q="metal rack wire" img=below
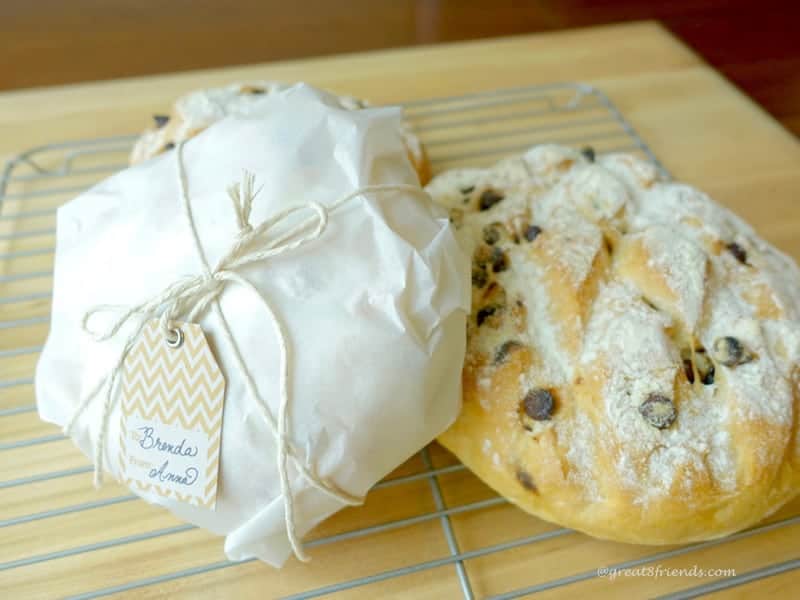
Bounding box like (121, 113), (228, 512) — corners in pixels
(1, 82), (797, 599)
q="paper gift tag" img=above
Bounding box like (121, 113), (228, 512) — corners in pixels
(118, 320), (225, 509)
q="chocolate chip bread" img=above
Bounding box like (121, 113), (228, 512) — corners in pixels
(130, 81), (431, 184)
(427, 145), (800, 544)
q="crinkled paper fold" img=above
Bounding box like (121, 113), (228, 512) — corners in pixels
(36, 84), (470, 567)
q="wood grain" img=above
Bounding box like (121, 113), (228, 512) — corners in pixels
(1, 0), (798, 136)
(1, 21), (799, 599)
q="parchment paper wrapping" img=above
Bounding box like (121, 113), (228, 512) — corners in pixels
(36, 84), (470, 567)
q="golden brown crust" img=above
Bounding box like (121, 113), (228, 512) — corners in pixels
(409, 143), (432, 186)
(429, 145), (800, 544)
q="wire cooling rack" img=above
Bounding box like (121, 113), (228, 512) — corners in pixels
(2, 83), (799, 599)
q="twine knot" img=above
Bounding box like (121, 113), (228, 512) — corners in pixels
(63, 140), (430, 562)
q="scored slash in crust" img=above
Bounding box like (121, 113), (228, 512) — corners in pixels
(428, 144), (800, 546)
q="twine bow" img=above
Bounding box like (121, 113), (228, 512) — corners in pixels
(64, 141), (428, 561)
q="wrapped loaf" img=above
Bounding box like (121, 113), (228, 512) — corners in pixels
(36, 84), (470, 566)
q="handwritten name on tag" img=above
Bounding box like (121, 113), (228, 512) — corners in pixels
(119, 320), (225, 509)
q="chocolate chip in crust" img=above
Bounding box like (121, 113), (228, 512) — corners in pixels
(491, 247), (509, 273)
(726, 242), (748, 264)
(476, 305), (498, 326)
(479, 189), (505, 211)
(524, 224), (542, 242)
(712, 336), (754, 367)
(581, 146), (596, 163)
(472, 264), (489, 288)
(639, 393), (676, 429)
(153, 114), (170, 128)
(522, 388), (554, 421)
(516, 469), (537, 492)
(493, 340), (522, 365)
(163, 142), (176, 151)
(700, 365), (716, 385)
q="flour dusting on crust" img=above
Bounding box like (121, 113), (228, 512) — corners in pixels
(431, 145), (800, 543)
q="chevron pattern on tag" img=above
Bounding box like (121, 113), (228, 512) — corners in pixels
(118, 320), (225, 509)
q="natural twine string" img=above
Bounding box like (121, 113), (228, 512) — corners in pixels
(63, 141), (432, 561)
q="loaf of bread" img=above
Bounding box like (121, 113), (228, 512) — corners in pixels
(427, 145), (800, 544)
(130, 81), (430, 183)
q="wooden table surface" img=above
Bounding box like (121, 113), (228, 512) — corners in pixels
(1, 21), (800, 599)
(3, 1), (799, 138)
